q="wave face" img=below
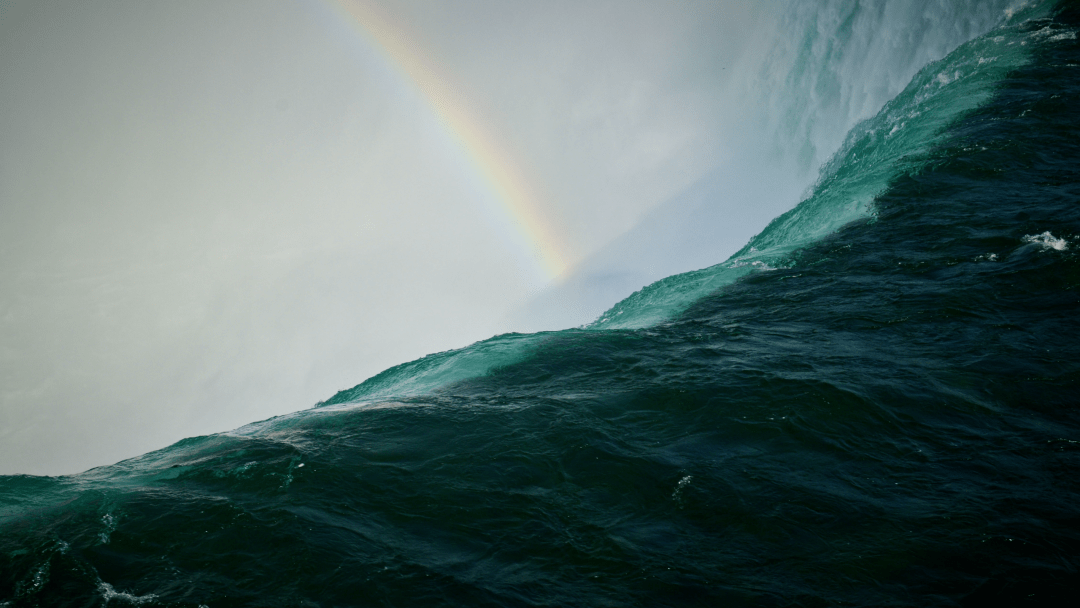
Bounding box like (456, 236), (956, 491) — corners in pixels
(3, 1), (1080, 606)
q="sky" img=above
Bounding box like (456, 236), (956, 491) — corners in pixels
(0, 0), (1013, 476)
(0, 0), (766, 476)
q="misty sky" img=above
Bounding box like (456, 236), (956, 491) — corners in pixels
(1, 0), (766, 475)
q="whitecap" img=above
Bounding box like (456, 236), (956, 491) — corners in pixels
(672, 475), (693, 505)
(98, 581), (157, 605)
(727, 258), (776, 271)
(1022, 231), (1068, 251)
(99, 512), (117, 544)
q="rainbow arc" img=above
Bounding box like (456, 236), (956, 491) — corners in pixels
(332, 0), (570, 281)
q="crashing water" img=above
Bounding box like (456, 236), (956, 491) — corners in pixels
(3, 1), (1080, 605)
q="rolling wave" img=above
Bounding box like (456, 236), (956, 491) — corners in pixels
(3, 1), (1079, 606)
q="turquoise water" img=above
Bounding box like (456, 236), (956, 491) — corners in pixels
(3, 2), (1080, 606)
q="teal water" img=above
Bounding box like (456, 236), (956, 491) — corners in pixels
(3, 2), (1080, 606)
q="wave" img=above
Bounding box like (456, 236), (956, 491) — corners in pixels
(321, 0), (1054, 404)
(3, 1), (1078, 605)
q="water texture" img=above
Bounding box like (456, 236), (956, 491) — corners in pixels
(2, 2), (1079, 606)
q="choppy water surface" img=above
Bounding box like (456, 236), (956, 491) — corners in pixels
(3, 2), (1079, 606)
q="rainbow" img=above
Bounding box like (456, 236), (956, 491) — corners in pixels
(327, 0), (570, 281)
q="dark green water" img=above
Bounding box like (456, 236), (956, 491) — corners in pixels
(3, 3), (1079, 606)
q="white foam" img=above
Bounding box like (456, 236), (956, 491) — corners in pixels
(99, 512), (117, 544)
(98, 581), (157, 605)
(935, 71), (957, 86)
(25, 564), (50, 594)
(672, 475), (693, 505)
(727, 258), (776, 271)
(1022, 231), (1069, 251)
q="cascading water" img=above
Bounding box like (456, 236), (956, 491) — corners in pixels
(510, 0), (1044, 332)
(590, 0), (1051, 331)
(751, 0), (1032, 174)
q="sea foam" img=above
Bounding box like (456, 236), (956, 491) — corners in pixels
(1022, 231), (1069, 250)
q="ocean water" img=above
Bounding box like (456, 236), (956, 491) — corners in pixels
(3, 2), (1080, 606)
